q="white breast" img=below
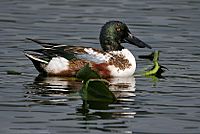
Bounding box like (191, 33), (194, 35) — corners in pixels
(107, 49), (136, 77)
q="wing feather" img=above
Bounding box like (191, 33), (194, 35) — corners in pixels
(25, 39), (110, 64)
(26, 38), (62, 48)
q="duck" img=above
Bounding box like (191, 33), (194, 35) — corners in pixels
(24, 21), (152, 78)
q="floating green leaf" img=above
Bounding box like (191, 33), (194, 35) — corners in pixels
(6, 70), (22, 75)
(76, 64), (100, 82)
(81, 79), (116, 103)
(143, 51), (167, 77)
(76, 64), (117, 103)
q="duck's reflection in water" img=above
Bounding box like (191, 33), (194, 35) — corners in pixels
(108, 77), (136, 99)
(78, 77), (136, 119)
(25, 75), (136, 119)
(24, 75), (82, 105)
(26, 75), (81, 94)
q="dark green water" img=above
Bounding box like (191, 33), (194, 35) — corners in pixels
(0, 0), (200, 133)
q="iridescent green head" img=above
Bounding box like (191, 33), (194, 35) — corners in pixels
(99, 21), (152, 51)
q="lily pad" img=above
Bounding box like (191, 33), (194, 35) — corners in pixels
(76, 64), (117, 103)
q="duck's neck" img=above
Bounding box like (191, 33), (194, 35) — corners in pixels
(100, 41), (124, 52)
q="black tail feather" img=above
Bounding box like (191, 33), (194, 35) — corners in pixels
(26, 38), (62, 48)
(29, 58), (47, 74)
(24, 52), (48, 74)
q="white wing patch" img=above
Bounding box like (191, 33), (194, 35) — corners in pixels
(45, 57), (69, 74)
(77, 48), (111, 63)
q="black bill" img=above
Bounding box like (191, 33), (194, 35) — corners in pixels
(124, 33), (152, 49)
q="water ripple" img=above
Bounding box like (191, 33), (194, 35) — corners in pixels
(0, 0), (200, 133)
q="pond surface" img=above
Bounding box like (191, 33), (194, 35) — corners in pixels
(0, 0), (200, 133)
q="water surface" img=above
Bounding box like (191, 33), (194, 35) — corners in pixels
(0, 0), (200, 133)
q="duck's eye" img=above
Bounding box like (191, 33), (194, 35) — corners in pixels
(116, 28), (121, 32)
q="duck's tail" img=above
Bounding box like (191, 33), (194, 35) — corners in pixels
(24, 51), (48, 74)
(26, 38), (62, 48)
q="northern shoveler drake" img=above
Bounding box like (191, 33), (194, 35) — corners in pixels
(24, 21), (152, 78)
